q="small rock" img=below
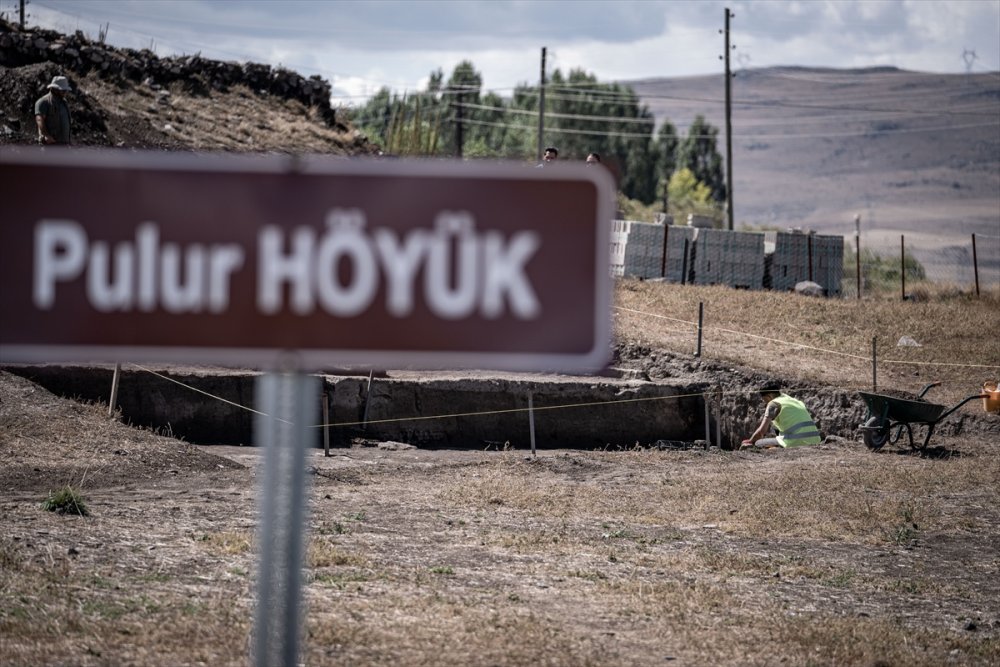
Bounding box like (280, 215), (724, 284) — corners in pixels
(794, 280), (824, 297)
(897, 336), (922, 347)
(68, 546), (79, 556)
(377, 441), (415, 451)
(964, 620), (978, 632)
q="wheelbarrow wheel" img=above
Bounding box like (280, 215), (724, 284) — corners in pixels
(862, 416), (890, 451)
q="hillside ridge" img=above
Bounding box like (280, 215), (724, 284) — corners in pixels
(0, 18), (375, 154)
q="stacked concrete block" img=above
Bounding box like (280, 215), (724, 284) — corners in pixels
(770, 232), (844, 296)
(662, 225), (697, 283)
(622, 221), (666, 279)
(611, 221), (697, 281)
(692, 229), (765, 289)
(609, 219), (631, 276)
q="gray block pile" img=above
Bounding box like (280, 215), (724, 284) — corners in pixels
(612, 220), (845, 296)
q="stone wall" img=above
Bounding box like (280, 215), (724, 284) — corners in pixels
(0, 18), (337, 126)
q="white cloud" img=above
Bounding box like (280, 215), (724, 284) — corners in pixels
(26, 0), (1000, 104)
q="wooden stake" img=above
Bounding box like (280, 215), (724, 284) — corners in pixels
(695, 301), (704, 357)
(528, 391), (536, 457)
(361, 370), (373, 431)
(855, 231), (862, 300)
(321, 391), (330, 457)
(703, 398), (711, 449)
(872, 336), (878, 392)
(901, 234), (906, 301)
(108, 362), (121, 417)
(972, 233), (980, 297)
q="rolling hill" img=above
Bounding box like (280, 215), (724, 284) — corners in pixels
(628, 66), (1000, 255)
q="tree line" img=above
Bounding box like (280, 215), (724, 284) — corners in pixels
(348, 60), (727, 222)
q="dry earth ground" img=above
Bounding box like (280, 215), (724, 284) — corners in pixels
(3, 283), (1000, 666)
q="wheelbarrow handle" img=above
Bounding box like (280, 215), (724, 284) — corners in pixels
(917, 381), (942, 399)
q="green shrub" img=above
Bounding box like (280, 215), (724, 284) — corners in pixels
(42, 487), (90, 516)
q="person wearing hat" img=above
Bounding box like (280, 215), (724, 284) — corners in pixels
(35, 75), (72, 145)
(740, 384), (822, 450)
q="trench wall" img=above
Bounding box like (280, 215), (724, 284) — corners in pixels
(4, 366), (705, 449)
(9, 366), (983, 450)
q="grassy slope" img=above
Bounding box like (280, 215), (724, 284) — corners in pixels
(614, 280), (1000, 407)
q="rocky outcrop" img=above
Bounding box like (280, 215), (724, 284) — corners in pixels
(0, 18), (337, 126)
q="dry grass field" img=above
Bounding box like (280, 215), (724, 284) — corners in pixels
(2, 282), (999, 666)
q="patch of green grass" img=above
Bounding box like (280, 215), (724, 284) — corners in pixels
(884, 502), (921, 546)
(823, 569), (857, 588)
(313, 570), (371, 588)
(429, 565), (454, 575)
(181, 601), (204, 616)
(308, 540), (367, 568)
(196, 531), (252, 555)
(41, 487), (89, 516)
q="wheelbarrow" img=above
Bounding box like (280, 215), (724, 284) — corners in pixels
(857, 382), (991, 451)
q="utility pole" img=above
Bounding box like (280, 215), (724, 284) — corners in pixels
(536, 46), (546, 164)
(455, 89), (463, 158)
(722, 7), (734, 231)
(20, 0), (27, 28)
(962, 48), (978, 73)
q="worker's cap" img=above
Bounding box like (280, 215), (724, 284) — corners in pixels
(47, 76), (72, 92)
(758, 383), (781, 395)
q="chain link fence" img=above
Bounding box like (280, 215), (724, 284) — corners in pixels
(840, 233), (1000, 299)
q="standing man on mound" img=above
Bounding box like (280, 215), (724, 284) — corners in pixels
(35, 75), (73, 145)
(741, 384), (822, 450)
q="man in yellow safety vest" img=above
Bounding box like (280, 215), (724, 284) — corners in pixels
(740, 384), (822, 450)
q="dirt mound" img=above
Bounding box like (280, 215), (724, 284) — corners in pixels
(0, 61), (183, 148)
(0, 371), (242, 493)
(0, 18), (378, 153)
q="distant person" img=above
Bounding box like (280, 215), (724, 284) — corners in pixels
(536, 146), (558, 167)
(35, 75), (72, 145)
(586, 152), (601, 165)
(740, 384), (821, 450)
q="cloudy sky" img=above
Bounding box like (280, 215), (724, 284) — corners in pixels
(22, 0), (1000, 105)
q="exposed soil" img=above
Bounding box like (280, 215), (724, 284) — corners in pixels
(3, 363), (999, 666)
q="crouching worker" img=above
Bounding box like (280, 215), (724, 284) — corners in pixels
(740, 384), (821, 450)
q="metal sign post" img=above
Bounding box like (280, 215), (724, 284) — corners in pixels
(253, 372), (319, 667)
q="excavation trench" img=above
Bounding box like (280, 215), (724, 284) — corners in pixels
(3, 360), (886, 450)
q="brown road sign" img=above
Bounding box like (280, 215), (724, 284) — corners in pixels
(0, 149), (614, 372)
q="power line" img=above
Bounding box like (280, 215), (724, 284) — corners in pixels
(450, 115), (1000, 141)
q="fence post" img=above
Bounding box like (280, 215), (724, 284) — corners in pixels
(660, 223), (669, 278)
(807, 233), (814, 283)
(855, 232), (862, 300)
(695, 301), (704, 357)
(972, 233), (980, 297)
(872, 336), (878, 392)
(900, 234), (905, 301)
(681, 238), (689, 285)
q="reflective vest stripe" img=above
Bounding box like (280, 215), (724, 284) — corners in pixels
(784, 420), (819, 437)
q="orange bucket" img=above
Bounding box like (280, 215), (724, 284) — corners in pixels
(983, 381), (1000, 413)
